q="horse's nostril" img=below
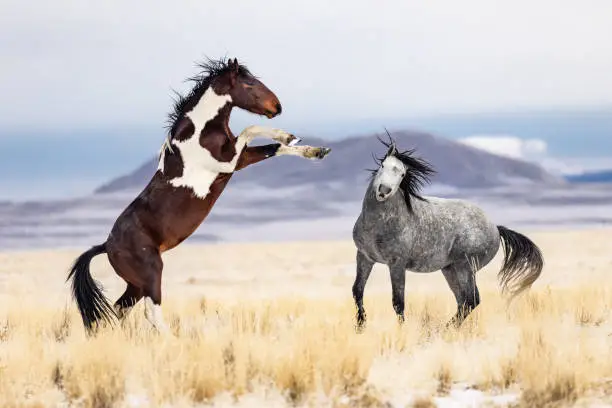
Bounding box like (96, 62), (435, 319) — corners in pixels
(379, 186), (392, 195)
(275, 103), (282, 114)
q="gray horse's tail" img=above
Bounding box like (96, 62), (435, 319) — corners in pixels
(496, 225), (544, 300)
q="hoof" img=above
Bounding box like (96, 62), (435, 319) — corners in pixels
(444, 318), (461, 331)
(355, 313), (366, 333)
(316, 147), (331, 159)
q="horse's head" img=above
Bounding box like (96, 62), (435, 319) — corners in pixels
(370, 131), (435, 207)
(372, 141), (405, 202)
(213, 58), (282, 119)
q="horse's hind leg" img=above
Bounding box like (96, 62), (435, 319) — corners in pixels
(353, 251), (374, 330)
(113, 283), (143, 320)
(442, 260), (481, 328)
(139, 249), (170, 334)
(107, 242), (169, 333)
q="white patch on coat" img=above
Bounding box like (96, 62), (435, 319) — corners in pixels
(167, 125), (295, 198)
(157, 87), (231, 174)
(144, 297), (169, 333)
(157, 87), (233, 198)
(186, 88), (233, 137)
(156, 89), (297, 198)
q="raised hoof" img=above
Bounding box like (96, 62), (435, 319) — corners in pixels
(315, 147), (331, 159)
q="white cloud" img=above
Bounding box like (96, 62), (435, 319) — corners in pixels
(458, 135), (548, 160)
(458, 135), (584, 175)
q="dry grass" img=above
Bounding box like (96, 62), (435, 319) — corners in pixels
(0, 229), (611, 407)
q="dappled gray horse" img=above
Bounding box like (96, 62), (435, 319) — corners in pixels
(352, 133), (544, 329)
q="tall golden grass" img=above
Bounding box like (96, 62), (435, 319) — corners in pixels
(0, 229), (610, 407)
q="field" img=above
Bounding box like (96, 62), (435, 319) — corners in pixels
(0, 228), (611, 407)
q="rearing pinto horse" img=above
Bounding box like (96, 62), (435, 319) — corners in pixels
(67, 58), (331, 334)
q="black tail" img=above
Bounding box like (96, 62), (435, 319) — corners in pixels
(497, 226), (544, 301)
(66, 243), (117, 333)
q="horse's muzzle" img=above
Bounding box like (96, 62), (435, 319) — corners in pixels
(265, 103), (282, 118)
(376, 185), (392, 201)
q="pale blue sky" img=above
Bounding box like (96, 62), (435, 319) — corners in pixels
(1, 0), (611, 134)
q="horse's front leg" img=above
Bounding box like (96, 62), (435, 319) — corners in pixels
(238, 125), (301, 147)
(389, 263), (407, 324)
(353, 251), (374, 332)
(213, 127), (302, 173)
(276, 144), (332, 160)
(235, 144), (283, 171)
(235, 144), (331, 171)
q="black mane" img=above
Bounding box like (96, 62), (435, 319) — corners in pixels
(166, 57), (252, 136)
(370, 130), (436, 212)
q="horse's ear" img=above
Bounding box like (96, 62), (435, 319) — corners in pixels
(230, 58), (239, 73)
(228, 58), (239, 86)
(383, 127), (396, 155)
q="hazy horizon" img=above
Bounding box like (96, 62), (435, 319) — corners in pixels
(2, 105), (611, 201)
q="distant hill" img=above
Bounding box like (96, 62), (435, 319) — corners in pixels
(566, 170), (612, 183)
(95, 129), (564, 195)
(4, 129), (611, 250)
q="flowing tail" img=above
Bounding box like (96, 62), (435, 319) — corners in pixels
(66, 243), (117, 333)
(497, 226), (544, 300)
